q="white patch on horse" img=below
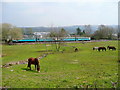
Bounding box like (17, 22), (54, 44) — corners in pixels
(93, 47), (99, 50)
(10, 70), (14, 72)
(94, 47), (98, 49)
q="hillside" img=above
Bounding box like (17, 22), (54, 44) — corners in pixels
(20, 25), (117, 34)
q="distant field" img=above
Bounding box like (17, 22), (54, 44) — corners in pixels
(2, 41), (118, 88)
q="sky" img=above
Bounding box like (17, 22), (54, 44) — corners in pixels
(1, 0), (119, 27)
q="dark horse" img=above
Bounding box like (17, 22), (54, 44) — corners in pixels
(27, 57), (40, 72)
(107, 46), (116, 50)
(98, 47), (106, 52)
(74, 48), (79, 52)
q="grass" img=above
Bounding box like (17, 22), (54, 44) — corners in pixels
(2, 41), (118, 88)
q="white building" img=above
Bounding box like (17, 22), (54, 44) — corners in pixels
(33, 32), (50, 38)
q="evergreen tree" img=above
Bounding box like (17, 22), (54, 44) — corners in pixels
(82, 30), (85, 34)
(76, 27), (82, 36)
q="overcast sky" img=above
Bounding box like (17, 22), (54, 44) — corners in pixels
(1, 0), (119, 27)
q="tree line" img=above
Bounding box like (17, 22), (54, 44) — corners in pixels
(75, 25), (118, 40)
(1, 23), (118, 44)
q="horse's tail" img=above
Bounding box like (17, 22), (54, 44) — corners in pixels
(28, 62), (30, 67)
(27, 58), (31, 67)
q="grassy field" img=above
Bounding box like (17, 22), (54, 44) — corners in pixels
(2, 41), (118, 88)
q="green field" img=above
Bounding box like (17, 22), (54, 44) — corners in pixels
(1, 41), (118, 88)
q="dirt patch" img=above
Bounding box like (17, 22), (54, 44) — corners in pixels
(70, 60), (79, 64)
(37, 50), (53, 52)
(0, 54), (7, 57)
(2, 53), (53, 68)
(2, 60), (28, 68)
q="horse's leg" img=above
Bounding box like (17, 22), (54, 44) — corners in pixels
(113, 48), (115, 50)
(37, 64), (40, 72)
(30, 64), (31, 70)
(27, 64), (29, 69)
(98, 49), (100, 52)
(28, 61), (31, 70)
(35, 64), (37, 71)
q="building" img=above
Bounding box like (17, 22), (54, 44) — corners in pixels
(33, 32), (50, 38)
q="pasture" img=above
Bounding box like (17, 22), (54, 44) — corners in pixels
(1, 41), (118, 88)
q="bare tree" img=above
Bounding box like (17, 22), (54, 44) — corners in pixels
(48, 28), (68, 51)
(25, 28), (33, 39)
(84, 25), (92, 36)
(2, 23), (23, 44)
(92, 25), (116, 40)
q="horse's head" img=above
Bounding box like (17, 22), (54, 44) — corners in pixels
(35, 59), (40, 72)
(37, 66), (40, 72)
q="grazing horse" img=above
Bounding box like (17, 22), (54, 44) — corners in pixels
(74, 48), (79, 52)
(93, 47), (98, 50)
(27, 57), (40, 72)
(107, 46), (116, 50)
(98, 47), (106, 52)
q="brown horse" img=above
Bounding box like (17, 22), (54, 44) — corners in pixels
(27, 57), (40, 72)
(107, 46), (116, 50)
(98, 47), (106, 52)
